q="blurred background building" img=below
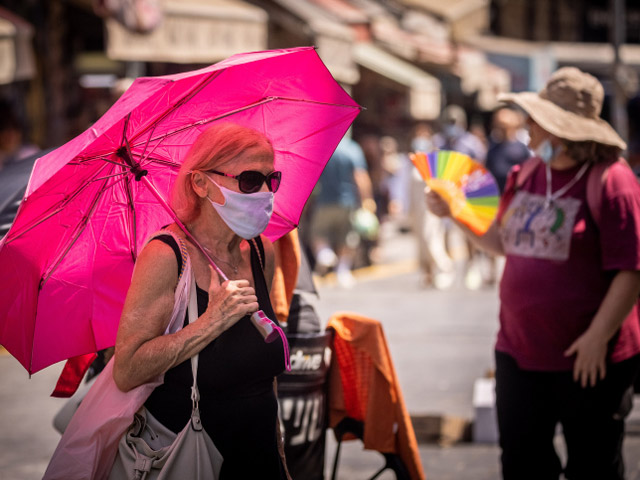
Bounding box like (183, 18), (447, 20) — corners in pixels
(0, 0), (638, 176)
(0, 0), (640, 154)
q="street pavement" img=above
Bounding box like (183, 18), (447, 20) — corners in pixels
(315, 221), (640, 480)
(2, 221), (640, 479)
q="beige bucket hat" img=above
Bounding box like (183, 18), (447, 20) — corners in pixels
(499, 67), (626, 150)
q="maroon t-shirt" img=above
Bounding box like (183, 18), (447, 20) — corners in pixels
(496, 159), (640, 371)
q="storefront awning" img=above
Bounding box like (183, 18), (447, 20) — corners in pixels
(455, 46), (512, 110)
(397, 0), (488, 21)
(353, 42), (441, 120)
(470, 34), (640, 90)
(106, 0), (267, 63)
(267, 0), (361, 85)
(396, 0), (488, 42)
(0, 8), (36, 85)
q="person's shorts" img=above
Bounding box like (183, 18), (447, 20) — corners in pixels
(310, 205), (353, 250)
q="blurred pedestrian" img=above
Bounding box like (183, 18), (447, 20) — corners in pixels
(627, 94), (640, 178)
(486, 107), (531, 193)
(310, 135), (375, 287)
(433, 105), (487, 163)
(0, 99), (39, 170)
(380, 135), (402, 219)
(481, 107), (532, 285)
(359, 132), (389, 218)
(433, 105), (488, 289)
(409, 122), (456, 288)
(426, 67), (640, 480)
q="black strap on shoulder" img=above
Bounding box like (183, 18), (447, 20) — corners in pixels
(153, 234), (183, 274)
(250, 236), (265, 271)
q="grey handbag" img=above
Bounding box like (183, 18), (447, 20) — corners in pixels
(109, 270), (223, 479)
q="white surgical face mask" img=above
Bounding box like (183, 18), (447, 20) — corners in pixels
(205, 176), (274, 239)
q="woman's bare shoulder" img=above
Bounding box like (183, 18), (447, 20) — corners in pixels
(132, 235), (181, 291)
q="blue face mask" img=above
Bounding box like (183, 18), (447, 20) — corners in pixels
(443, 124), (464, 139)
(535, 139), (556, 164)
(411, 137), (432, 153)
(206, 176), (274, 239)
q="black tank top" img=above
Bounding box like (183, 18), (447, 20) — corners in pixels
(145, 235), (286, 479)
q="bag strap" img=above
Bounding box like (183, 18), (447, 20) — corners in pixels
(147, 230), (189, 282)
(585, 157), (629, 228)
(187, 268), (205, 430)
(586, 162), (607, 228)
(248, 236), (292, 372)
(496, 158), (541, 224)
(250, 236), (265, 271)
(515, 156), (541, 189)
(152, 229), (204, 427)
(500, 156), (627, 230)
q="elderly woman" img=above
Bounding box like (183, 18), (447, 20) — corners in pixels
(113, 123), (289, 479)
(427, 68), (640, 479)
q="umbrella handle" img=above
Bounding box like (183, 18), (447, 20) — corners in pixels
(251, 310), (280, 342)
(251, 311), (291, 371)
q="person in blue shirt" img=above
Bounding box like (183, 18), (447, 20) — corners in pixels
(310, 136), (375, 287)
(485, 107), (531, 193)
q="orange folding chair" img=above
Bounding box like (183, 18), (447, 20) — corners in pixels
(327, 312), (425, 480)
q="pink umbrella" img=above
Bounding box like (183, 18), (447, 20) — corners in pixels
(0, 47), (361, 376)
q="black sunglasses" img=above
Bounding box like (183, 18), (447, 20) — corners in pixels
(207, 169), (282, 194)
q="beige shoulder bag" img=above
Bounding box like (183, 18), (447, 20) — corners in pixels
(108, 267), (223, 479)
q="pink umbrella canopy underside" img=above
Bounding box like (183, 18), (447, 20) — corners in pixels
(0, 47), (361, 373)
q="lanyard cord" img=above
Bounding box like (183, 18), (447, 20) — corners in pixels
(544, 161), (590, 208)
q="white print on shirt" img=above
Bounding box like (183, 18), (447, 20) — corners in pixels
(501, 191), (581, 261)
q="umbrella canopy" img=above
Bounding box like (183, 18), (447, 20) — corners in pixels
(0, 47), (361, 374)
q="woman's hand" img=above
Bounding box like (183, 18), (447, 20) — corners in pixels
(564, 271), (640, 388)
(203, 266), (259, 334)
(425, 188), (452, 218)
(564, 331), (608, 388)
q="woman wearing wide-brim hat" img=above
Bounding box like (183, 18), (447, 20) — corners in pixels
(426, 67), (640, 479)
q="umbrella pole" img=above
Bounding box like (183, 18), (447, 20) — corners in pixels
(139, 176), (286, 350)
(137, 176), (228, 281)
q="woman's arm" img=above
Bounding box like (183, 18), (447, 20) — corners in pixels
(113, 240), (259, 392)
(425, 190), (504, 256)
(564, 270), (640, 387)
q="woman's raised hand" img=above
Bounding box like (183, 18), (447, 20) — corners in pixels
(425, 188), (452, 218)
(204, 265), (259, 333)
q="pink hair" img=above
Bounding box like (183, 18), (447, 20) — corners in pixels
(170, 123), (274, 223)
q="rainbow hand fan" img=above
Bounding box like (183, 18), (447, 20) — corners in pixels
(411, 150), (499, 235)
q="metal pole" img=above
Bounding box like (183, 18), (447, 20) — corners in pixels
(610, 0), (629, 143)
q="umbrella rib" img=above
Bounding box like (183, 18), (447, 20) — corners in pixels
(271, 210), (297, 228)
(267, 96), (364, 110)
(137, 134), (169, 167)
(121, 112), (130, 147)
(6, 167), (125, 243)
(138, 120), (158, 164)
(129, 97), (280, 148)
(141, 156), (179, 168)
(128, 96), (361, 150)
(73, 96), (360, 165)
(123, 176), (138, 262)
(40, 172), (116, 285)
(92, 171), (129, 182)
(71, 155), (124, 166)
(128, 70), (223, 145)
